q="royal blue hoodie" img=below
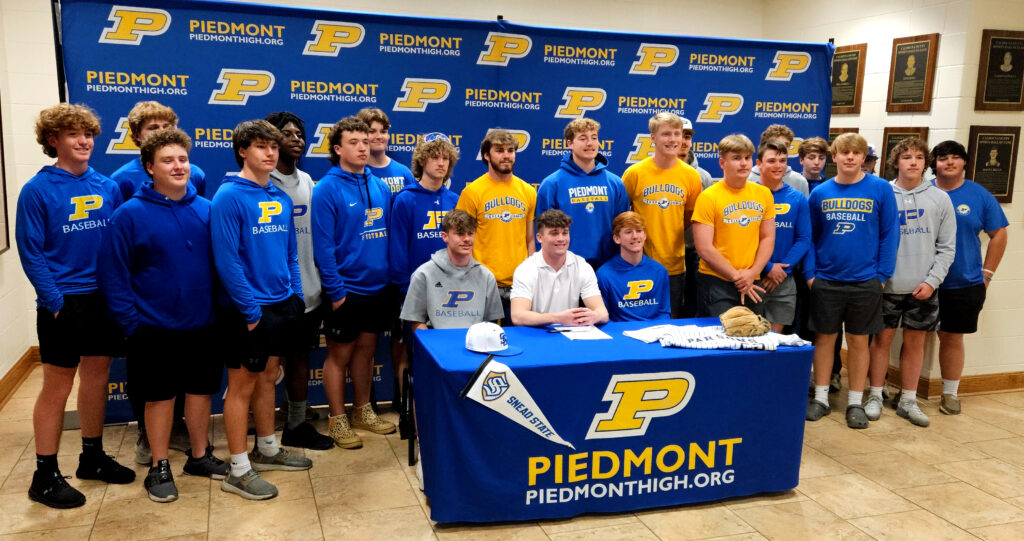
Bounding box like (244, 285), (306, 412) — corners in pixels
(98, 183), (215, 334)
(536, 153), (629, 267)
(111, 157), (206, 200)
(312, 166), (391, 301)
(764, 182), (811, 275)
(807, 174), (899, 282)
(211, 175), (301, 324)
(389, 181), (458, 291)
(16, 166), (123, 313)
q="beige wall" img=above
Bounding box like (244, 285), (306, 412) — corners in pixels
(764, 0), (1023, 378)
(0, 0), (1020, 381)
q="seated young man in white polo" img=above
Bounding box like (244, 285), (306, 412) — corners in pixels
(510, 209), (608, 327)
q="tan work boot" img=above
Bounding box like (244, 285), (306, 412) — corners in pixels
(328, 414), (362, 449)
(349, 404), (397, 435)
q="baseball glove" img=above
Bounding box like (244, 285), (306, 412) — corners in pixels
(719, 306), (771, 337)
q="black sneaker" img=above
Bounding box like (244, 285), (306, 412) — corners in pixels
(28, 469), (86, 509)
(144, 460), (178, 503)
(76, 452), (136, 484)
(281, 422), (334, 450)
(183, 445), (229, 480)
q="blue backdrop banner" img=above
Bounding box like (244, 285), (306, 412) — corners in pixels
(59, 0), (833, 194)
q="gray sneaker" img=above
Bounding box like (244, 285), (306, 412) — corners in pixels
(221, 469), (278, 500)
(897, 400), (931, 427)
(144, 459), (178, 503)
(863, 395), (884, 421)
(135, 431), (152, 466)
(940, 393), (961, 415)
(250, 447), (312, 472)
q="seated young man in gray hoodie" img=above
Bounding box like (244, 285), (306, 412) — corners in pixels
(401, 209), (504, 330)
(866, 137), (955, 427)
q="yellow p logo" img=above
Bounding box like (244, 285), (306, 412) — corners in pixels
(626, 134), (655, 164)
(697, 93), (744, 123)
(305, 123), (334, 158)
(393, 78), (450, 112)
(629, 43), (679, 75)
(423, 210), (448, 230)
(208, 69), (275, 106)
(258, 201), (282, 224)
(586, 372), (695, 439)
(69, 195), (104, 221)
(99, 6), (171, 45)
(477, 32), (532, 66)
(106, 117), (138, 155)
(303, 20), (365, 56)
(364, 207), (384, 227)
(766, 51), (811, 81)
(775, 203), (791, 214)
(555, 87), (606, 119)
(623, 280), (654, 300)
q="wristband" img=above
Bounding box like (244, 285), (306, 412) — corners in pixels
(982, 268), (995, 276)
(984, 275), (992, 282)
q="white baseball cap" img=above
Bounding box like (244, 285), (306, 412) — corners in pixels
(681, 117), (694, 133)
(465, 322), (522, 356)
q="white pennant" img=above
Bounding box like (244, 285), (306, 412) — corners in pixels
(462, 358), (575, 449)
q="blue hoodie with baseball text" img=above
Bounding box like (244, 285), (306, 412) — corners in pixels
(389, 181), (459, 292)
(211, 175), (301, 324)
(312, 166), (392, 301)
(537, 153), (629, 268)
(16, 165), (123, 313)
(98, 183), (215, 334)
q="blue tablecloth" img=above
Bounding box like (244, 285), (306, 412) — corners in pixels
(413, 318), (813, 523)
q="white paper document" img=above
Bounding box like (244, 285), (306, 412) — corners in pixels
(551, 325), (613, 340)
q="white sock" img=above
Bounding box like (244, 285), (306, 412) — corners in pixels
(869, 386), (884, 400)
(942, 379), (960, 396)
(230, 453), (251, 478)
(900, 389), (917, 405)
(814, 385), (829, 404)
(257, 434), (280, 457)
(848, 390), (863, 407)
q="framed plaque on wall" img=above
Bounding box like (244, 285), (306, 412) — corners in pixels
(967, 125), (1019, 203)
(881, 127), (929, 180)
(975, 29), (1024, 111)
(885, 34), (939, 113)
(832, 44), (866, 115)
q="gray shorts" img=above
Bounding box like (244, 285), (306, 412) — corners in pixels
(697, 272), (763, 318)
(882, 292), (939, 331)
(759, 274), (796, 326)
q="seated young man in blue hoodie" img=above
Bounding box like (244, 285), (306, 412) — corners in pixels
(111, 101), (206, 200)
(389, 136), (459, 410)
(17, 104), (135, 509)
(312, 116), (397, 451)
(537, 118), (628, 270)
(99, 128), (228, 503)
(596, 211), (671, 322)
(212, 120), (312, 501)
(805, 133), (899, 430)
(357, 107), (416, 195)
(866, 137), (955, 427)
(755, 139), (812, 333)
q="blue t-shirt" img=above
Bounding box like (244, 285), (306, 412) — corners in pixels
(368, 159), (416, 196)
(935, 180), (1009, 289)
(596, 254), (671, 322)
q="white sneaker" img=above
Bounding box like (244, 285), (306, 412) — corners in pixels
(414, 445), (424, 492)
(864, 395), (883, 421)
(896, 400), (930, 427)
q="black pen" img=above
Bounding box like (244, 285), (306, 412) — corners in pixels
(547, 328), (573, 333)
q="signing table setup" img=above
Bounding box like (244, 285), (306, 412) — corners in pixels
(413, 318), (814, 523)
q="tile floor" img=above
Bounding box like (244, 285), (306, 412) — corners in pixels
(3, 365), (1024, 540)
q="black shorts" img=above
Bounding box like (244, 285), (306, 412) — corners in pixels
(324, 288), (393, 344)
(298, 302), (327, 352)
(390, 288), (407, 343)
(697, 272), (762, 318)
(36, 292), (125, 368)
(938, 284), (986, 334)
(808, 278), (883, 335)
(881, 292), (940, 331)
(127, 326), (223, 401)
(217, 296), (305, 372)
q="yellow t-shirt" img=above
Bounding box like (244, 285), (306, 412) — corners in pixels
(692, 180), (776, 280)
(621, 157), (704, 275)
(456, 173), (537, 286)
